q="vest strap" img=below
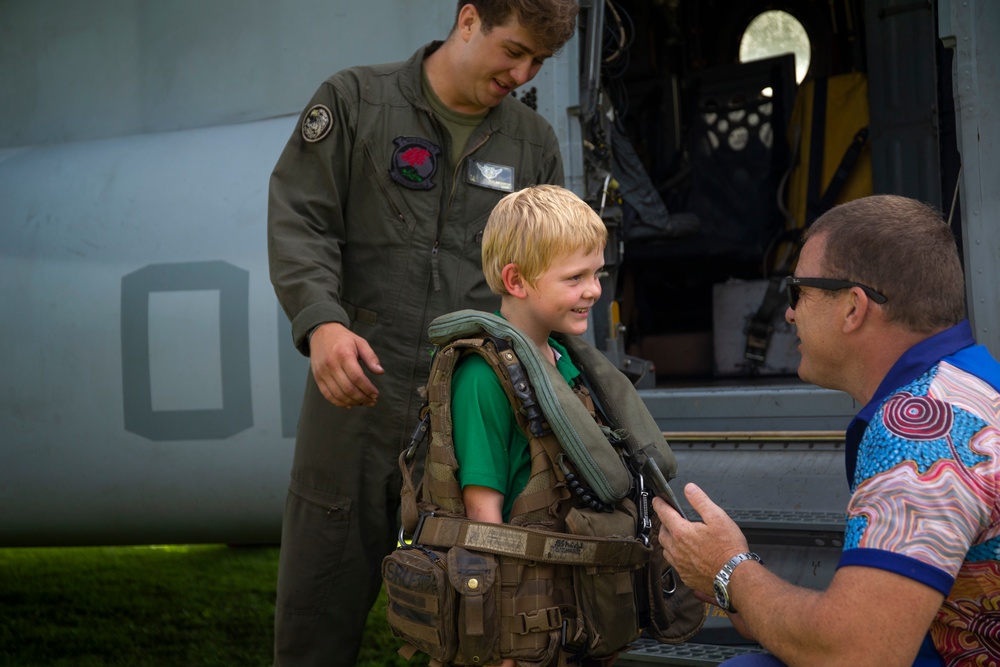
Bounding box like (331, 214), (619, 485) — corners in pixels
(508, 485), (562, 519)
(428, 311), (635, 503)
(414, 515), (650, 568)
(513, 607), (563, 634)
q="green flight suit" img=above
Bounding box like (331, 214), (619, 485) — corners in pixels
(267, 42), (564, 667)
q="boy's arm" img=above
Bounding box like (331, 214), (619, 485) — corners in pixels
(453, 355), (515, 523)
(463, 485), (505, 523)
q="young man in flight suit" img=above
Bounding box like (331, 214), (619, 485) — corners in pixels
(267, 2), (580, 665)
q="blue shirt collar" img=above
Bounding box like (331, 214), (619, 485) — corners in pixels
(844, 320), (974, 484)
(856, 320), (975, 423)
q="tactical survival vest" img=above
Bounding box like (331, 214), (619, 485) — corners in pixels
(383, 311), (707, 667)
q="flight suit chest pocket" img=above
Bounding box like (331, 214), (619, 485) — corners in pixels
(360, 139), (441, 236)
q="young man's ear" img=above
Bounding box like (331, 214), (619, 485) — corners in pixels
(501, 263), (529, 298)
(457, 4), (479, 41)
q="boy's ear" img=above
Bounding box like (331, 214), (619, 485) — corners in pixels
(501, 263), (529, 298)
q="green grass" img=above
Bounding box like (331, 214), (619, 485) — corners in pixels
(0, 545), (424, 667)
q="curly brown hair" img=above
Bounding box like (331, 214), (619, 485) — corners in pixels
(455, 0), (579, 53)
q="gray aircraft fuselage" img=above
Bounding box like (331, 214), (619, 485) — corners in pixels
(3, 0), (998, 553)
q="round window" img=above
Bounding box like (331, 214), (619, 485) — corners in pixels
(739, 10), (811, 84)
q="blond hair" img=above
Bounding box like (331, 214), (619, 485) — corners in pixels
(482, 185), (607, 296)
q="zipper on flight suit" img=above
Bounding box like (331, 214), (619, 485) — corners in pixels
(363, 146), (410, 229)
(429, 131), (493, 291)
(430, 241), (441, 291)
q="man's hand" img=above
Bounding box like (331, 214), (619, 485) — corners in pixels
(656, 485), (946, 664)
(309, 322), (384, 408)
(652, 483), (751, 596)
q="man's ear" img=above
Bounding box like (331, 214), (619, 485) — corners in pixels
(458, 4), (478, 41)
(842, 286), (871, 334)
(501, 263), (529, 298)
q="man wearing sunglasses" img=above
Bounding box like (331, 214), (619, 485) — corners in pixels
(653, 194), (1000, 666)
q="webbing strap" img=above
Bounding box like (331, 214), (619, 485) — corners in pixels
(744, 274), (788, 365)
(814, 126), (869, 218)
(745, 78), (869, 369)
(508, 483), (563, 519)
(428, 311), (633, 503)
(806, 76), (828, 224)
(513, 607), (563, 634)
(415, 515), (650, 568)
(385, 602), (440, 644)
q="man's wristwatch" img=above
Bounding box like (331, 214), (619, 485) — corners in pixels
(713, 552), (762, 613)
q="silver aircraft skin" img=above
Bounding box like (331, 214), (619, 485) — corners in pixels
(0, 0), (573, 547)
(0, 1), (461, 547)
(1, 117), (304, 546)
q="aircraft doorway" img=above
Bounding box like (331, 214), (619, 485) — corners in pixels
(583, 0), (871, 383)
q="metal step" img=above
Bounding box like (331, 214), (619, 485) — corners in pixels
(637, 432), (849, 660)
(618, 639), (766, 666)
(640, 384), (858, 434)
(730, 508), (844, 533)
(663, 436), (851, 535)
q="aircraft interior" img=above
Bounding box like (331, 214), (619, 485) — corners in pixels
(577, 0), (955, 387)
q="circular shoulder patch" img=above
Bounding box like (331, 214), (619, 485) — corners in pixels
(301, 104), (333, 143)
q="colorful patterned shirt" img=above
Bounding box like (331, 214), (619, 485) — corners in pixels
(840, 320), (1000, 665)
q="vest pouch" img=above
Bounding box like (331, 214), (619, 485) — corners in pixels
(496, 559), (566, 664)
(447, 547), (501, 665)
(564, 501), (646, 658)
(382, 546), (458, 663)
(643, 509), (709, 644)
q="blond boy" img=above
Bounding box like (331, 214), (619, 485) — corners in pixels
(452, 184), (608, 524)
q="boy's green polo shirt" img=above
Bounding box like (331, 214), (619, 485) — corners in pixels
(452, 337), (580, 522)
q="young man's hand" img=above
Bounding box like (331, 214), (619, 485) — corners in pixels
(309, 322), (384, 408)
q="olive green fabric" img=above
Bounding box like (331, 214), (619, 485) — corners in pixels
(388, 312), (703, 664)
(554, 333), (679, 484)
(269, 42), (564, 356)
(422, 67), (488, 166)
(427, 310), (677, 503)
(267, 41), (564, 667)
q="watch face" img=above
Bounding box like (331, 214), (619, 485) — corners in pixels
(713, 580), (730, 610)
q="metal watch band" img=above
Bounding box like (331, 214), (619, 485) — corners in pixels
(718, 552), (762, 581)
(713, 551), (762, 613)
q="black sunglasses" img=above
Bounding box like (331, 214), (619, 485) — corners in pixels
(786, 276), (888, 309)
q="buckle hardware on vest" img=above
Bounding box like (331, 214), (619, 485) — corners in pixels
(661, 566), (679, 596)
(399, 511), (435, 548)
(411, 512), (434, 544)
(404, 410), (431, 464)
(560, 618), (587, 653)
(516, 607), (563, 634)
(635, 472), (652, 547)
